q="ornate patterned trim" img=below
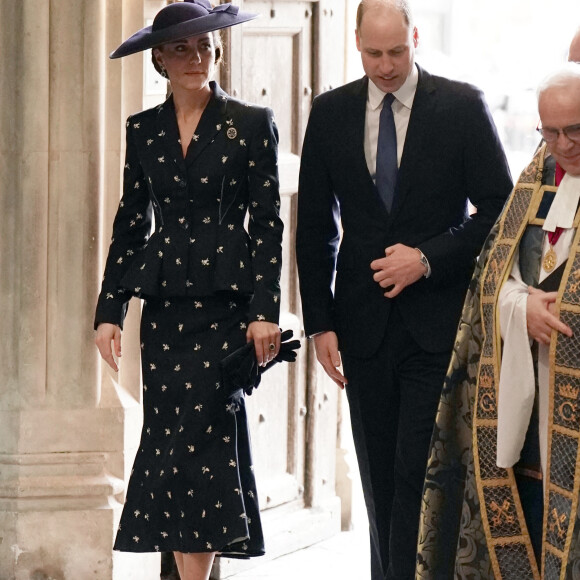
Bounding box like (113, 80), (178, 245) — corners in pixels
(473, 144), (580, 579)
(544, 221), (580, 579)
(473, 146), (545, 580)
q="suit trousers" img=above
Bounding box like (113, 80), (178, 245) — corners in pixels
(343, 306), (451, 580)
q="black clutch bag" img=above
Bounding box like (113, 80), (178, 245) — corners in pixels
(220, 329), (301, 397)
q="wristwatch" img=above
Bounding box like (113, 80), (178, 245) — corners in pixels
(415, 248), (431, 278)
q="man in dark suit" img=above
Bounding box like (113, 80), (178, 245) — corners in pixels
(296, 1), (512, 578)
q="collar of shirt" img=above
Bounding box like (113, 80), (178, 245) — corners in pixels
(364, 64), (419, 178)
(543, 173), (580, 232)
(367, 63), (419, 112)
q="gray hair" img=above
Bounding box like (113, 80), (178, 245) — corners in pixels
(356, 0), (414, 32)
(537, 62), (580, 101)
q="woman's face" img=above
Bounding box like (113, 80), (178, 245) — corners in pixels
(154, 33), (216, 93)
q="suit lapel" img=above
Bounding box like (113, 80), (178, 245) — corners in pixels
(185, 82), (228, 166)
(393, 65), (436, 215)
(345, 77), (390, 216)
(154, 83), (229, 174)
(348, 77), (373, 182)
(155, 95), (187, 176)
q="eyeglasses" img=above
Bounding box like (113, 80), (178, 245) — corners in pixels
(536, 122), (580, 144)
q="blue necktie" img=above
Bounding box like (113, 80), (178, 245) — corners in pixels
(376, 93), (398, 211)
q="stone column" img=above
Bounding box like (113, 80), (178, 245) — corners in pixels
(0, 1), (157, 578)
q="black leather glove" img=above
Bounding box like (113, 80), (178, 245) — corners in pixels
(220, 329), (301, 397)
(262, 329), (301, 369)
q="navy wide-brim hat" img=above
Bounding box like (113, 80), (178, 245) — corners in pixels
(110, 0), (259, 59)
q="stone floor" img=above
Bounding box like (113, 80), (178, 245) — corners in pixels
(162, 522), (370, 580)
(225, 526), (370, 579)
(226, 396), (370, 580)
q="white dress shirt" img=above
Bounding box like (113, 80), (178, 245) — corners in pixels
(363, 65), (430, 275)
(364, 64), (419, 181)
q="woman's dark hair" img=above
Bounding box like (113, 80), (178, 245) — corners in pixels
(151, 30), (223, 77)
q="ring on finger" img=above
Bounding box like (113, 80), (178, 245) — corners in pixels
(269, 343), (276, 351)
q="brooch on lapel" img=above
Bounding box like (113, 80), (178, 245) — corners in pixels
(226, 118), (237, 140)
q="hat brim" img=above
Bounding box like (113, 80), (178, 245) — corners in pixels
(110, 11), (258, 59)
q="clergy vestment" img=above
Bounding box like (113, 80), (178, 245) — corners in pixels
(417, 143), (580, 579)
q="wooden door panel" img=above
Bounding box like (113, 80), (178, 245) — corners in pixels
(241, 30), (301, 154)
(227, 1), (316, 516)
(228, 1), (313, 155)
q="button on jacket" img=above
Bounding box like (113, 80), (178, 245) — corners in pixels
(95, 82), (283, 329)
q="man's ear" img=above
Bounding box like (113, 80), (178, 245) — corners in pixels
(412, 27), (419, 48)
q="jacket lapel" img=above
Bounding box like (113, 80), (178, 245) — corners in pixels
(355, 79), (378, 191)
(155, 95), (188, 176)
(185, 82), (228, 166)
(393, 65), (436, 215)
(345, 77), (389, 216)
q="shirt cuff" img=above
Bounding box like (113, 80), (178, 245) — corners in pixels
(415, 248), (432, 278)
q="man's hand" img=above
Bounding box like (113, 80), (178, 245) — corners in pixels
(95, 323), (122, 372)
(313, 331), (347, 389)
(527, 286), (573, 344)
(370, 244), (426, 298)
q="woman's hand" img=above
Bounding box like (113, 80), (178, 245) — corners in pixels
(247, 321), (281, 367)
(95, 323), (122, 372)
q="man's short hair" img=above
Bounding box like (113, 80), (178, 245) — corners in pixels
(356, 0), (414, 33)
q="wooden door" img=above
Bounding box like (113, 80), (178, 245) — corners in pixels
(213, 1), (348, 576)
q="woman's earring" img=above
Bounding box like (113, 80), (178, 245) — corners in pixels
(160, 65), (168, 79)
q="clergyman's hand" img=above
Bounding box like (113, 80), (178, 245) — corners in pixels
(370, 243), (426, 298)
(526, 286), (572, 344)
(313, 331), (347, 389)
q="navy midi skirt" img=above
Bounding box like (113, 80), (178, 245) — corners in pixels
(114, 295), (264, 558)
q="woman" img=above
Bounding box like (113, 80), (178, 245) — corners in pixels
(94, 2), (283, 579)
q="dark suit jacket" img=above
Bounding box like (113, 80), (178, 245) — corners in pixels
(296, 65), (512, 356)
(95, 82), (283, 329)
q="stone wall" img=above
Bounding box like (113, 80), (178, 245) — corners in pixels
(0, 1), (160, 577)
